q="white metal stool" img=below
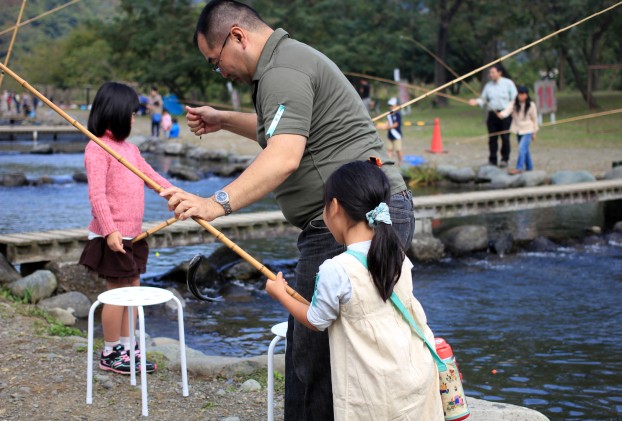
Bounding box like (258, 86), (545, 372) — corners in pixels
(86, 286), (189, 417)
(267, 321), (288, 421)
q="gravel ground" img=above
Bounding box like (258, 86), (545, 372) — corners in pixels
(0, 299), (281, 420)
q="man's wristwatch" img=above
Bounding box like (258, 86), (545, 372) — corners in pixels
(214, 190), (232, 216)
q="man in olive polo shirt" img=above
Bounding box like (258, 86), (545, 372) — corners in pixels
(162, 1), (415, 419)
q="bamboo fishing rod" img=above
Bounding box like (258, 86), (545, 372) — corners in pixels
(398, 35), (480, 97)
(372, 1), (622, 122)
(461, 107), (622, 142)
(132, 217), (178, 243)
(345, 71), (470, 105)
(0, 0), (82, 37)
(0, 0), (27, 89)
(0, 62), (309, 306)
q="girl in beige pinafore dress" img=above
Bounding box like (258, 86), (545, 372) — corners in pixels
(266, 160), (443, 420)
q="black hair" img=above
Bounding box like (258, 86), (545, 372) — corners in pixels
(491, 63), (512, 81)
(514, 85), (532, 116)
(87, 82), (139, 140)
(194, 0), (266, 48)
(324, 161), (405, 302)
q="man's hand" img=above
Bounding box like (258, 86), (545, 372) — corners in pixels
(106, 231), (126, 254)
(160, 186), (222, 221)
(186, 105), (222, 136)
(468, 99), (478, 106)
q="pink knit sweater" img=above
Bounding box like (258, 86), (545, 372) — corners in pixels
(85, 131), (173, 237)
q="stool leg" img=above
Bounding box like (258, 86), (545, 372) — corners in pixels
(171, 296), (189, 396)
(267, 335), (283, 421)
(129, 305), (136, 386)
(138, 306), (148, 417)
(86, 300), (101, 404)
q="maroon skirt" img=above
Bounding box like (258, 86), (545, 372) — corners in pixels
(79, 237), (149, 283)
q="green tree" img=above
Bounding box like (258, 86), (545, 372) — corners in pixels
(105, 0), (218, 99)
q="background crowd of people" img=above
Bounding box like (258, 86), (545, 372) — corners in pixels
(0, 90), (39, 117)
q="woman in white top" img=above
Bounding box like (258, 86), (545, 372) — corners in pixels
(498, 85), (539, 174)
(266, 160), (443, 420)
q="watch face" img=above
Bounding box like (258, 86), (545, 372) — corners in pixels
(216, 191), (228, 203)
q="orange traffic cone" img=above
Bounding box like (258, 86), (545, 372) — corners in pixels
(427, 118), (447, 154)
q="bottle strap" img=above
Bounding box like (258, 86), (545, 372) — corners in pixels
(389, 292), (446, 371)
(344, 250), (446, 371)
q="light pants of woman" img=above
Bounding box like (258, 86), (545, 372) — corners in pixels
(516, 133), (533, 171)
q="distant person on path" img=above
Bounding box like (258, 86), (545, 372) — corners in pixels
(468, 63), (517, 167)
(358, 78), (371, 112)
(161, 109), (173, 138)
(148, 86), (163, 137)
(381, 97), (404, 165)
(498, 85), (539, 174)
(160, 1), (414, 419)
(168, 118), (180, 139)
(79, 82), (172, 375)
(266, 160), (443, 420)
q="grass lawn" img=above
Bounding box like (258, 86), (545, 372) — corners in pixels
(376, 90), (621, 149)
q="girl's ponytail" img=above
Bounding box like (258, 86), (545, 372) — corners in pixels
(366, 202), (404, 301)
(324, 161), (405, 301)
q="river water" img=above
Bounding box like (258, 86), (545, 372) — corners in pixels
(1, 147), (621, 420)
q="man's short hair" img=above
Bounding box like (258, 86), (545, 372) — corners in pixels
(194, 0), (266, 48)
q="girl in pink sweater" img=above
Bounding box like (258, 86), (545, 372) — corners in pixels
(79, 82), (173, 374)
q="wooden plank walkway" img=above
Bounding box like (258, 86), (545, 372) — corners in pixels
(0, 210), (294, 265)
(0, 125), (86, 141)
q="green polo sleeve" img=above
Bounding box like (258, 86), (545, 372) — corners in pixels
(257, 67), (313, 140)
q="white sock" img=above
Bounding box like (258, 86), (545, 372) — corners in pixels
(120, 336), (131, 352)
(104, 341), (120, 355)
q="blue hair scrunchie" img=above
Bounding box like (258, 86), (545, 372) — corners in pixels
(365, 202), (392, 227)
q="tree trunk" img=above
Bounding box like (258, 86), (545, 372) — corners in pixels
(434, 23), (449, 107)
(432, 0), (464, 108)
(557, 49), (566, 92)
(560, 43), (598, 108)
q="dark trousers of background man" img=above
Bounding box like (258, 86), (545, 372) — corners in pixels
(486, 111), (512, 166)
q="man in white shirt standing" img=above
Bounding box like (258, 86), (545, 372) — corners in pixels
(469, 64), (517, 167)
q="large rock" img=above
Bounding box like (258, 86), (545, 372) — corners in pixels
(168, 164), (201, 181)
(186, 146), (215, 161)
(45, 262), (106, 303)
(408, 234), (445, 262)
(446, 167), (475, 184)
(9, 270), (57, 303)
(603, 166), (622, 180)
(163, 142), (186, 156)
(489, 173), (520, 189)
(550, 170), (596, 185)
(0, 253), (21, 284)
(467, 396), (549, 420)
(526, 236), (558, 252)
(439, 225), (489, 255)
(489, 232), (514, 257)
(1, 172), (28, 187)
(436, 164), (457, 178)
(38, 291), (92, 318)
(72, 171), (88, 183)
(45, 307), (77, 326)
(30, 144), (53, 154)
(476, 165), (505, 183)
(520, 170), (548, 187)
